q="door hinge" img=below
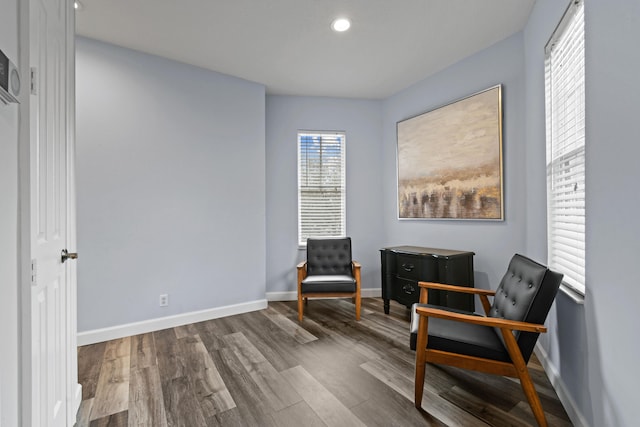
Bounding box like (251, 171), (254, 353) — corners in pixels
(30, 67), (37, 95)
(31, 259), (38, 286)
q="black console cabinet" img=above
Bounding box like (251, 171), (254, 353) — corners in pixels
(380, 246), (475, 314)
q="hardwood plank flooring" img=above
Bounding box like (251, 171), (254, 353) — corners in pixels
(90, 338), (131, 420)
(78, 342), (107, 400)
(77, 298), (572, 426)
(130, 333), (156, 370)
(89, 410), (128, 427)
(129, 366), (168, 426)
(280, 365), (366, 427)
(179, 334), (236, 417)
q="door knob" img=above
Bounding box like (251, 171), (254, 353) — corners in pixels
(61, 249), (78, 263)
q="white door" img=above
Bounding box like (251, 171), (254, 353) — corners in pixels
(28, 0), (76, 425)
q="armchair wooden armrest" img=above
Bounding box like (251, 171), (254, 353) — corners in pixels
(418, 281), (496, 296)
(418, 281), (496, 314)
(351, 261), (361, 286)
(414, 305), (547, 333)
(297, 261), (307, 285)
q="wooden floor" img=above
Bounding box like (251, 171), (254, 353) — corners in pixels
(76, 298), (572, 426)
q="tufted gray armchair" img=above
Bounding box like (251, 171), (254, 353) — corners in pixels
(296, 237), (361, 322)
(410, 254), (563, 427)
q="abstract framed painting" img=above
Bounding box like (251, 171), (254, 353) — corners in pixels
(396, 85), (503, 220)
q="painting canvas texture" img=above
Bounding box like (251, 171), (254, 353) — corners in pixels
(397, 85), (503, 220)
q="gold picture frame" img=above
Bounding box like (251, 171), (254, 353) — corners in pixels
(396, 85), (504, 220)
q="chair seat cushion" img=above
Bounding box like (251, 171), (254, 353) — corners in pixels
(301, 275), (356, 293)
(410, 303), (510, 362)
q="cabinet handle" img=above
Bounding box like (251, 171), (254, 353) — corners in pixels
(401, 263), (414, 272)
(402, 284), (414, 294)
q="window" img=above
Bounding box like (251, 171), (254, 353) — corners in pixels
(545, 0), (585, 294)
(297, 131), (346, 246)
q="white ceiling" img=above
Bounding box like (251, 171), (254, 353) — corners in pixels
(75, 0), (535, 99)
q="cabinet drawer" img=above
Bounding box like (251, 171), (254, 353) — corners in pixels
(392, 277), (420, 307)
(396, 254), (422, 280)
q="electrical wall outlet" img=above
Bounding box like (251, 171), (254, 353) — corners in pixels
(159, 294), (169, 307)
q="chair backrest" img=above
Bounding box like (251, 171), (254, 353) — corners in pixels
(488, 254), (563, 362)
(306, 237), (353, 276)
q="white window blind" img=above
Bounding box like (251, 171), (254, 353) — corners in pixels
(298, 131), (346, 246)
(545, 0), (585, 294)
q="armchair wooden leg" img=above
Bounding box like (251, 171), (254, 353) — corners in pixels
(298, 293), (304, 322)
(501, 328), (548, 427)
(355, 293), (361, 320)
(414, 315), (429, 409)
(518, 367), (548, 427)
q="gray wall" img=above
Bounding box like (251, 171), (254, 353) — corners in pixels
(583, 0), (639, 425)
(76, 37), (266, 331)
(381, 33), (527, 292)
(0, 1), (19, 424)
(265, 96), (384, 295)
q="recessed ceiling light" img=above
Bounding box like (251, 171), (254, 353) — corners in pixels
(331, 18), (351, 32)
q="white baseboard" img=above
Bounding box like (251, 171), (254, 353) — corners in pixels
(77, 299), (268, 346)
(266, 287), (381, 301)
(534, 343), (590, 427)
(77, 290), (382, 345)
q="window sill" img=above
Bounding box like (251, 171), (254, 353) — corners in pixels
(559, 283), (585, 305)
